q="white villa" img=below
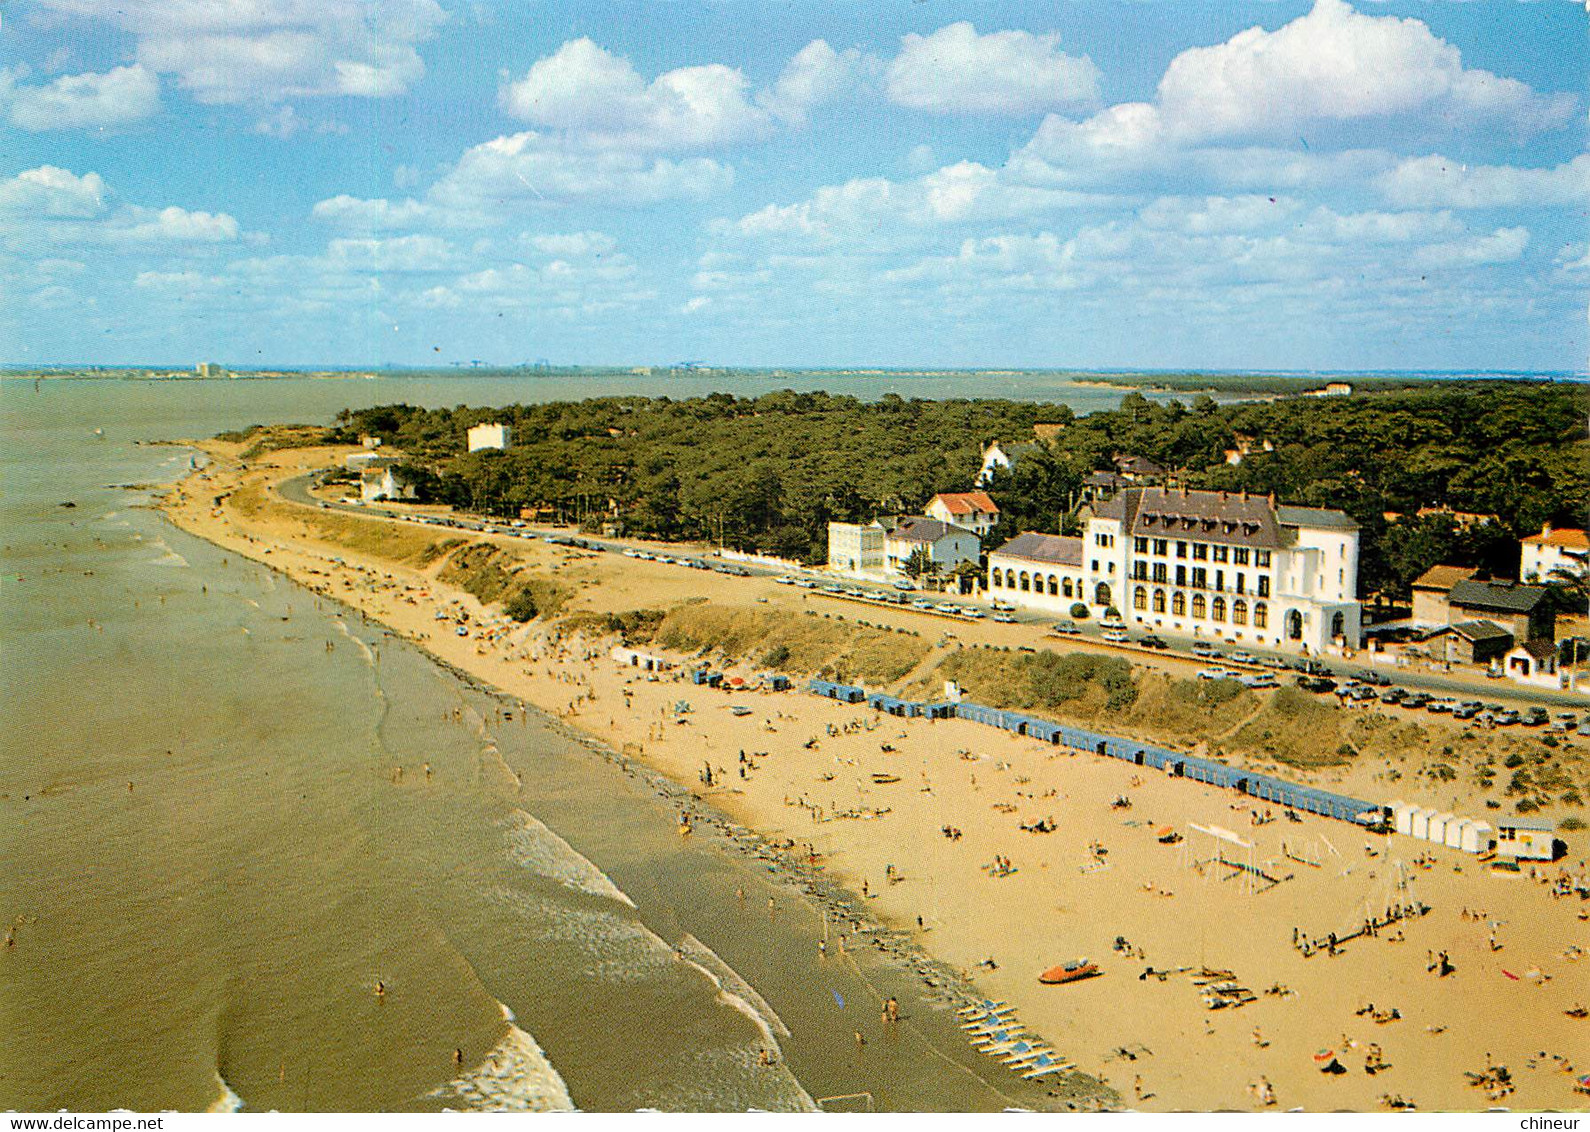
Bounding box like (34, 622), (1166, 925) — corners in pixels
(975, 440), (1041, 487)
(467, 422), (512, 452)
(828, 516), (979, 579)
(925, 491), (1000, 538)
(1520, 522), (1587, 584)
(360, 460), (417, 503)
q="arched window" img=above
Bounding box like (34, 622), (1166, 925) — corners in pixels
(1006, 569), (1016, 588)
(1152, 589), (1166, 613)
(1172, 592), (1186, 616)
(1094, 582), (1111, 606)
(1133, 586), (1148, 611)
(991, 569), (1002, 588)
(1287, 609), (1304, 640)
(1048, 575), (1059, 596)
(1232, 599), (1248, 626)
(1019, 572), (1030, 592)
(1192, 594), (1206, 618)
(1211, 596), (1226, 622)
(1253, 602), (1267, 629)
(1331, 611), (1345, 640)
(1063, 578), (1074, 598)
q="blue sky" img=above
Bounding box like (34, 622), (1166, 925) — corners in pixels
(1, 0), (1585, 372)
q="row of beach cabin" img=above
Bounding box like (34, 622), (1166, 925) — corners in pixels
(808, 680), (1381, 826)
(1388, 801), (1557, 860)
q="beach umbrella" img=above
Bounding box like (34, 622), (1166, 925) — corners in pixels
(832, 990), (845, 1009)
(729, 676), (745, 686)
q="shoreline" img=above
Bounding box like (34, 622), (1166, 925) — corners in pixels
(152, 440), (1590, 1114)
(150, 448), (1115, 1113)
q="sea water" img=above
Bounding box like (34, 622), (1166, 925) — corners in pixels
(0, 376), (1104, 1111)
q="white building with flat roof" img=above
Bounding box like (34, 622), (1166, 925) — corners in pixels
(827, 520), (886, 576)
(467, 422), (512, 452)
(986, 532), (1086, 613)
(1084, 487), (1362, 653)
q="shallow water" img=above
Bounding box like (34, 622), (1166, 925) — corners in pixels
(0, 377), (1089, 1111)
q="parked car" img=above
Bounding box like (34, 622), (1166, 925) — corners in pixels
(1051, 620), (1081, 636)
(1400, 692), (1432, 709)
(1522, 706), (1549, 727)
(1100, 616), (1127, 631)
(1359, 672), (1392, 687)
(894, 578), (916, 591)
(1452, 704), (1479, 720)
(1425, 698), (1456, 714)
(992, 612), (1015, 623)
(1198, 667), (1238, 681)
(1296, 675), (1337, 693)
(1228, 650), (1258, 664)
(1380, 688), (1407, 704)
(1240, 672), (1279, 689)
(1192, 642), (1221, 658)
(1102, 629), (1130, 644)
(1137, 635), (1168, 649)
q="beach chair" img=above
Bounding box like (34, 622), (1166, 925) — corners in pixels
(964, 1016), (1021, 1037)
(997, 1042), (1052, 1066)
(1022, 1054), (1075, 1080)
(956, 999), (1008, 1017)
(970, 1027), (1025, 1048)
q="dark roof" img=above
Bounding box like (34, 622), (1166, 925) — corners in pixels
(1448, 578), (1549, 615)
(1113, 454), (1166, 476)
(890, 516), (976, 544)
(1085, 471), (1129, 488)
(1100, 487), (1282, 549)
(989, 532), (1084, 567)
(1276, 504), (1359, 531)
(1496, 816), (1555, 832)
(1444, 619), (1514, 644)
(1412, 564), (1477, 592)
(1511, 638), (1557, 660)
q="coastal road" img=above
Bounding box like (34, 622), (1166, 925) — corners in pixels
(276, 470), (1588, 713)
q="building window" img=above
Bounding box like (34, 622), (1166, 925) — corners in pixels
(1048, 575), (1059, 596)
(1152, 589), (1166, 613)
(1212, 597), (1226, 622)
(1213, 545), (1229, 563)
(1256, 550), (1272, 568)
(1192, 567), (1207, 589)
(1005, 569), (1016, 588)
(1236, 574), (1246, 595)
(1192, 543), (1208, 561)
(1215, 569), (1225, 591)
(1192, 594), (1206, 618)
(1331, 611), (1345, 639)
(1258, 576), (1270, 598)
(1172, 592), (1186, 616)
(991, 570), (1002, 588)
(1175, 565), (1187, 586)
(1020, 572), (1030, 592)
(1091, 559), (1099, 572)
(1233, 599), (1248, 626)
(1234, 547), (1251, 565)
(1064, 578), (1074, 598)
(1094, 582), (1111, 606)
(1152, 564), (1168, 583)
(1152, 539), (1168, 555)
(1134, 586), (1148, 611)
(1134, 536), (1148, 553)
(1254, 602), (1268, 629)
(1286, 610), (1304, 640)
(1133, 563), (1148, 581)
(1176, 541), (1187, 558)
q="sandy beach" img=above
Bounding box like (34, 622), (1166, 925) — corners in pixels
(156, 440), (1590, 1113)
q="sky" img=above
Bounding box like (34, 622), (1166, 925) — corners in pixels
(1, 0), (1586, 372)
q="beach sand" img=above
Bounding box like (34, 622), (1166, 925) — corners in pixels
(157, 442), (1590, 1113)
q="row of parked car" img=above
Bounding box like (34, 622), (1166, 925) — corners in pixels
(1328, 681), (1584, 730)
(624, 547), (752, 576)
(775, 576), (991, 620)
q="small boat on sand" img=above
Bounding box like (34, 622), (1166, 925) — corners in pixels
(871, 774), (902, 784)
(1039, 958), (1100, 985)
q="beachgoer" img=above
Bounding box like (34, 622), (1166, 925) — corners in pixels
(375, 980), (386, 999)
(453, 1048), (464, 1068)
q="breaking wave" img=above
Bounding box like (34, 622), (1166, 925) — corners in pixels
(502, 809), (636, 908)
(427, 1005), (576, 1112)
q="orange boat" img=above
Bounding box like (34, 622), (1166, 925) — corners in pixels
(1039, 958), (1100, 985)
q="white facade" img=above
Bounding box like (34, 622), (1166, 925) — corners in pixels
(827, 521), (886, 575)
(926, 492), (1000, 538)
(986, 533), (1087, 614)
(1495, 818), (1555, 861)
(1520, 523), (1587, 583)
(467, 422), (512, 452)
(1090, 489), (1362, 653)
(884, 520), (980, 574)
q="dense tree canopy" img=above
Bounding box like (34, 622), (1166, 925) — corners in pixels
(332, 381), (1586, 599)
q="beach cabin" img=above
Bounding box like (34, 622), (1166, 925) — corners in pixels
(1495, 816), (1558, 861)
(1443, 817), (1473, 851)
(1426, 813), (1455, 844)
(809, 679), (866, 704)
(1409, 808), (1435, 841)
(1390, 801), (1417, 837)
(1460, 820), (1494, 854)
(611, 646), (670, 672)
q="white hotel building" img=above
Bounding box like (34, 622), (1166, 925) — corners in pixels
(988, 486), (1362, 653)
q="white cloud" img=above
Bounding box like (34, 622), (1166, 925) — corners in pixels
(885, 22), (1100, 116)
(758, 40), (870, 126)
(1, 64), (160, 130)
(325, 234), (459, 272)
(1377, 153), (1590, 208)
(35, 0), (446, 105)
(1155, 0), (1574, 141)
(0, 166), (108, 218)
(114, 206), (240, 244)
(498, 38), (771, 150)
(524, 231), (617, 257)
(1555, 242), (1590, 273)
(1411, 226), (1529, 269)
(253, 105), (302, 138)
(312, 194), (438, 230)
